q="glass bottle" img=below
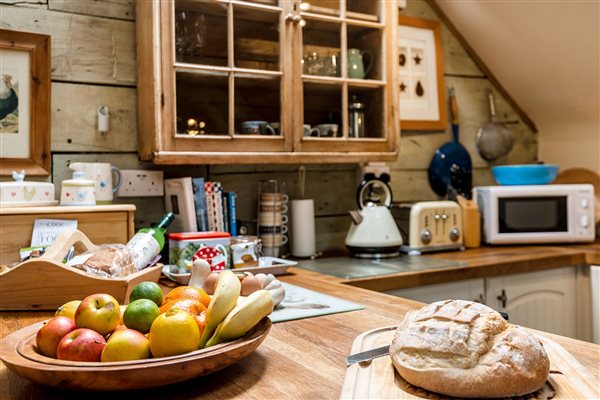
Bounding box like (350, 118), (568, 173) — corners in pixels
(126, 212), (175, 270)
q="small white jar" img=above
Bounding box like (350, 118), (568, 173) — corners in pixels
(60, 171), (96, 206)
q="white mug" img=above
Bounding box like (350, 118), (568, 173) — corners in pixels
(69, 162), (122, 204)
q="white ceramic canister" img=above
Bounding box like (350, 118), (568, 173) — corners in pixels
(0, 170), (56, 207)
(60, 171), (96, 206)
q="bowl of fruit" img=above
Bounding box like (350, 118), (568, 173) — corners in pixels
(0, 271), (273, 391)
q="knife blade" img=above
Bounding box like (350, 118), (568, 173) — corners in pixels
(346, 345), (390, 365)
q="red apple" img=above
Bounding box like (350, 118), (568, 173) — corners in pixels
(101, 329), (151, 362)
(35, 316), (77, 358)
(75, 293), (121, 335)
(56, 328), (106, 362)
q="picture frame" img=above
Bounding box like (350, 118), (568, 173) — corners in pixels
(0, 29), (51, 176)
(397, 16), (447, 131)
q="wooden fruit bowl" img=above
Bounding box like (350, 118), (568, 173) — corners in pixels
(0, 317), (271, 391)
(0, 229), (162, 310)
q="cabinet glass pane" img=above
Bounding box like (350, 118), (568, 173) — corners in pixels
(234, 6), (280, 71)
(303, 82), (342, 138)
(346, 0), (380, 22)
(175, 0), (228, 66)
(348, 86), (384, 139)
(347, 25), (382, 80)
(302, 20), (341, 77)
(246, 0), (278, 5)
(300, 0), (341, 17)
(234, 76), (281, 136)
(176, 71), (229, 135)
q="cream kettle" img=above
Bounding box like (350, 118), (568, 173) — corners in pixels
(345, 174), (403, 258)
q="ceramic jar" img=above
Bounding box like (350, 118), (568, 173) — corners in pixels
(347, 48), (373, 79)
(0, 170), (56, 207)
(60, 171), (96, 206)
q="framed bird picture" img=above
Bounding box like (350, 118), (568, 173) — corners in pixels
(397, 16), (447, 131)
(0, 29), (51, 176)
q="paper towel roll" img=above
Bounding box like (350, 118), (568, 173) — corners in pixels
(291, 199), (316, 257)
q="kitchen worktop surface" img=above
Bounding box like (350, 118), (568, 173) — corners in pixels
(319, 241), (600, 292)
(1, 242), (599, 399)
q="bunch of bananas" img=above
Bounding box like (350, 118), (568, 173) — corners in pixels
(200, 270), (274, 348)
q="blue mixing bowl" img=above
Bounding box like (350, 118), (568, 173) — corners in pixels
(492, 164), (559, 185)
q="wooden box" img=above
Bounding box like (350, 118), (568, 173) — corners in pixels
(0, 230), (161, 310)
(0, 204), (136, 265)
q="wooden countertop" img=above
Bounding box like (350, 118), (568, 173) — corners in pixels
(1, 263), (599, 399)
(344, 241), (600, 291)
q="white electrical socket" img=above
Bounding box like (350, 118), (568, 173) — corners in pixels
(117, 170), (164, 197)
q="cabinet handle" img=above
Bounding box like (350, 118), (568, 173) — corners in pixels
(474, 294), (485, 303)
(497, 289), (507, 308)
(285, 13), (295, 22)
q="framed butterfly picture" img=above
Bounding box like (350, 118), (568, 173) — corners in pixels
(397, 16), (447, 131)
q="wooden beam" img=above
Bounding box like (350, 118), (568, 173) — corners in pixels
(426, 0), (538, 133)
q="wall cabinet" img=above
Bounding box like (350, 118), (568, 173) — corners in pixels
(136, 0), (399, 164)
(386, 267), (582, 340)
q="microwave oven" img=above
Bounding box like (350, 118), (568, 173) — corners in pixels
(474, 184), (595, 244)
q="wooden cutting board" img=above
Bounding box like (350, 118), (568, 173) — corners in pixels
(341, 326), (599, 399)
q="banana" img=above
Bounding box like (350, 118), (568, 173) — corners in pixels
(205, 289), (274, 347)
(198, 270), (241, 348)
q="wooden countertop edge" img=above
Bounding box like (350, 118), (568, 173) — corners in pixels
(302, 243), (599, 292)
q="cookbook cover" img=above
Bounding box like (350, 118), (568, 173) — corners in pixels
(192, 177), (209, 231)
(164, 178), (198, 233)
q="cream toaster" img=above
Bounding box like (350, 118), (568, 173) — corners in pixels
(391, 201), (464, 255)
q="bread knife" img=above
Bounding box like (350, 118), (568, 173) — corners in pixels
(346, 312), (508, 365)
(346, 345), (390, 365)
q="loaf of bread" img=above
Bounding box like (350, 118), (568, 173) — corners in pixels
(390, 299), (550, 398)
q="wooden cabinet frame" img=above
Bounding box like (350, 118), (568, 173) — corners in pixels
(136, 0), (399, 165)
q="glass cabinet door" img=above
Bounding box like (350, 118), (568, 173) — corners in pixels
(166, 0), (291, 153)
(295, 0), (392, 153)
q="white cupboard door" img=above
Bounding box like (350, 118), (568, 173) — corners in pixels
(385, 279), (485, 305)
(486, 267), (577, 339)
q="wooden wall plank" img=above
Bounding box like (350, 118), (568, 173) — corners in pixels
(388, 167), (496, 203)
(48, 0), (135, 21)
(52, 83), (138, 152)
(0, 0), (46, 8)
(0, 5), (136, 85)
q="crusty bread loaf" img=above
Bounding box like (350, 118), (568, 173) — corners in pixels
(390, 299), (550, 398)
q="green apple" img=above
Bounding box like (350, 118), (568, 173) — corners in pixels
(75, 293), (121, 335)
(101, 328), (151, 362)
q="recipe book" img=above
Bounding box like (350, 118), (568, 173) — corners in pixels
(270, 282), (364, 323)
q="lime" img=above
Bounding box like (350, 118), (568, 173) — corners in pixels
(129, 281), (163, 306)
(123, 299), (160, 333)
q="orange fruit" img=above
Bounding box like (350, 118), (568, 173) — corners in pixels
(159, 298), (207, 335)
(159, 298), (206, 314)
(149, 308), (200, 358)
(164, 286), (210, 308)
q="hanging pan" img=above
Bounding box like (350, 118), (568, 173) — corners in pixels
(428, 87), (473, 199)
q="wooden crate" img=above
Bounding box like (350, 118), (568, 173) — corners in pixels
(0, 205), (135, 265)
(0, 230), (161, 310)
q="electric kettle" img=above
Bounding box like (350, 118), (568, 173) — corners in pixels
(345, 173), (403, 258)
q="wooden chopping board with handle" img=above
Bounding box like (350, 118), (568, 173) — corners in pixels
(341, 326), (599, 399)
